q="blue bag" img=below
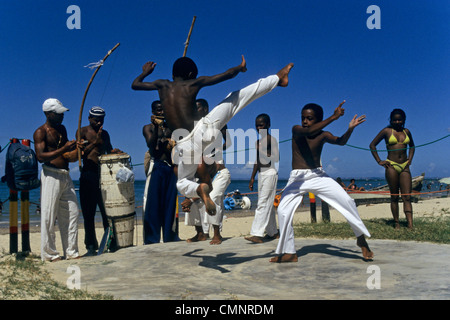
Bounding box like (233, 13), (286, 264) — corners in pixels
(2, 142), (40, 191)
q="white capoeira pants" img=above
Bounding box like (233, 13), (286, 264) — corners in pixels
(185, 168), (231, 228)
(276, 168), (371, 255)
(250, 168), (278, 237)
(174, 74), (280, 200)
(40, 165), (79, 261)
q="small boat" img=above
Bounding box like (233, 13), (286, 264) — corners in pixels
(366, 173), (425, 192)
(348, 173), (425, 205)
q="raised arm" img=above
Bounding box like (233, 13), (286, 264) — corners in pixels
(293, 100), (346, 137)
(194, 55), (247, 88)
(327, 114), (366, 146)
(131, 61), (166, 91)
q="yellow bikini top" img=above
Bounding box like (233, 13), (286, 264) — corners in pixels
(387, 129), (410, 145)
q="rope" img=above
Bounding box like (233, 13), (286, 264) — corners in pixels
(0, 141), (10, 153)
(346, 189), (446, 197)
(346, 134), (450, 152)
(223, 138), (292, 155)
(2, 133), (448, 167)
(99, 50), (119, 106)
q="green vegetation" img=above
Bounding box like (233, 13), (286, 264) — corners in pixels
(0, 252), (114, 300)
(294, 213), (450, 244)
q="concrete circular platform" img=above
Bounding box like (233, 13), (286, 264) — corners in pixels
(45, 236), (450, 300)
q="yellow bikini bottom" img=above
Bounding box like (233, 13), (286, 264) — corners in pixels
(387, 160), (409, 174)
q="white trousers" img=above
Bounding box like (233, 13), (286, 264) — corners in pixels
(185, 168), (231, 228)
(276, 168), (370, 254)
(250, 168), (278, 237)
(142, 158), (154, 218)
(40, 165), (79, 261)
(174, 74), (280, 199)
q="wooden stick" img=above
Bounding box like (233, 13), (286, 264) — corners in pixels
(183, 16), (197, 57)
(77, 43), (120, 169)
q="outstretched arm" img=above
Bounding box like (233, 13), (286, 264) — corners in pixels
(194, 55), (247, 87)
(131, 61), (165, 91)
(328, 114), (366, 145)
(293, 100), (346, 137)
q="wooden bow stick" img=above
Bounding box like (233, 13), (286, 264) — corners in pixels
(77, 43), (120, 169)
(183, 16), (196, 57)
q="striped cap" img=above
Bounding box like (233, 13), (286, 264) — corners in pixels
(89, 106), (106, 117)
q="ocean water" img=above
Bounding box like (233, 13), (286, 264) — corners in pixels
(0, 177), (447, 226)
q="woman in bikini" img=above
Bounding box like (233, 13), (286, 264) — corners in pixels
(370, 109), (415, 229)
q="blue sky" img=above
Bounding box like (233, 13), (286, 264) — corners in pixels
(0, 0), (449, 181)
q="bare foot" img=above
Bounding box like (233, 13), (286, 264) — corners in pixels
(240, 55), (247, 73)
(210, 236), (222, 245)
(276, 63), (294, 87)
(245, 235), (263, 243)
(357, 235), (374, 261)
(186, 233), (208, 243)
(269, 254), (298, 263)
(197, 183), (216, 216)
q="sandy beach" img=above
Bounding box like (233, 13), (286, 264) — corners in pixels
(1, 196), (449, 257)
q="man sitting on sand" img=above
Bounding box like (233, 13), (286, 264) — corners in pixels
(132, 56), (293, 216)
(271, 101), (374, 263)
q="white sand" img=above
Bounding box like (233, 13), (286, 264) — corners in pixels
(1, 197), (449, 257)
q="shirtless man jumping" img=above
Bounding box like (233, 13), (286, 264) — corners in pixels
(132, 56), (293, 215)
(270, 101), (374, 263)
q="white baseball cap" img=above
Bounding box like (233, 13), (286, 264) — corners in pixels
(42, 98), (69, 114)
